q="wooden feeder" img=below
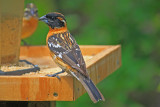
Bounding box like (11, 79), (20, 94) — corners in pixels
(0, 45), (121, 107)
(0, 0), (40, 75)
(0, 1), (121, 107)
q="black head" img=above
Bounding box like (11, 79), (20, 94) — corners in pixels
(39, 12), (66, 29)
(24, 3), (38, 19)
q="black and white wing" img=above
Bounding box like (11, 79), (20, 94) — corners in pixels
(48, 32), (88, 77)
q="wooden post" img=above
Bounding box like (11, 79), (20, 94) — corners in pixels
(0, 0), (24, 65)
(0, 2), (1, 67)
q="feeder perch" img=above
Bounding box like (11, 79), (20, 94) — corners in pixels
(0, 45), (121, 107)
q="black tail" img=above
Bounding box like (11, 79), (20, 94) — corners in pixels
(79, 76), (105, 103)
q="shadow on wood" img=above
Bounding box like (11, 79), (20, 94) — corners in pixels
(0, 101), (55, 107)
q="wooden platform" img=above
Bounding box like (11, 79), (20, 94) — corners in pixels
(0, 45), (121, 101)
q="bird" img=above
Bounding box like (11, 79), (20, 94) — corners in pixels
(21, 3), (38, 45)
(39, 12), (105, 103)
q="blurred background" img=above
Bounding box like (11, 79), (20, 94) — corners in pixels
(24, 0), (160, 107)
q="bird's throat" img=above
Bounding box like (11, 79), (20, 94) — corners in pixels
(46, 26), (68, 43)
(49, 26), (67, 34)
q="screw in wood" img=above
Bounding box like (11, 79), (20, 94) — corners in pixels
(53, 92), (58, 97)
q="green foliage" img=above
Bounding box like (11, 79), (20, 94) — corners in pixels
(24, 0), (160, 106)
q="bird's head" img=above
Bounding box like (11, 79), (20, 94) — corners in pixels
(24, 3), (38, 20)
(39, 12), (66, 29)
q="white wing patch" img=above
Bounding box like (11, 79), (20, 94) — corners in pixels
(58, 52), (63, 58)
(48, 42), (52, 47)
(48, 41), (61, 48)
(77, 64), (80, 67)
(76, 48), (79, 51)
(51, 43), (61, 48)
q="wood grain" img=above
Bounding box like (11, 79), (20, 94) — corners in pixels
(0, 76), (73, 101)
(20, 45), (109, 57)
(0, 45), (121, 101)
(0, 0), (24, 64)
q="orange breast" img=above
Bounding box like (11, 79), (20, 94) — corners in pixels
(46, 26), (68, 45)
(21, 17), (38, 39)
(50, 51), (71, 70)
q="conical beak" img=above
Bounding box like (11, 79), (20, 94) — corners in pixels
(39, 15), (48, 23)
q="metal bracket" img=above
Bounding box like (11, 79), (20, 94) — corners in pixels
(0, 60), (40, 75)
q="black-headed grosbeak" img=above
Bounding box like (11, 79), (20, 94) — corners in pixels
(39, 12), (105, 103)
(21, 3), (38, 44)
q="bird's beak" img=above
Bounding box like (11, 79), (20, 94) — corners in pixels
(30, 9), (35, 16)
(39, 15), (48, 23)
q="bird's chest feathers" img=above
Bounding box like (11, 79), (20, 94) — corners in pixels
(22, 17), (38, 38)
(50, 52), (70, 70)
(46, 26), (68, 41)
(46, 32), (74, 50)
(23, 17), (38, 29)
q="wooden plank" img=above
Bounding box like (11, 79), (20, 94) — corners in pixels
(0, 45), (121, 101)
(20, 46), (50, 57)
(80, 45), (111, 56)
(20, 45), (110, 57)
(0, 76), (73, 101)
(20, 45), (109, 67)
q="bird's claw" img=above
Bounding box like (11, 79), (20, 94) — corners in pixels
(45, 70), (65, 80)
(45, 74), (60, 79)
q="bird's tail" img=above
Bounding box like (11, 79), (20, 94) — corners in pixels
(78, 76), (105, 103)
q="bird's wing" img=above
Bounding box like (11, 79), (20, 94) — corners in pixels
(48, 32), (88, 77)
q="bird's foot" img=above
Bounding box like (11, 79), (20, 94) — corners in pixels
(45, 70), (65, 79)
(45, 74), (60, 79)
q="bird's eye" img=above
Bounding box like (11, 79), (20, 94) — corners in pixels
(50, 17), (56, 20)
(46, 15), (55, 20)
